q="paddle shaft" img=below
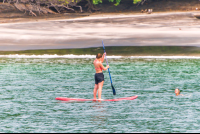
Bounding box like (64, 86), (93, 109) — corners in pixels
(102, 41), (116, 95)
(102, 42), (112, 84)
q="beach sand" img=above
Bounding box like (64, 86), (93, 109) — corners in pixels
(0, 10), (200, 54)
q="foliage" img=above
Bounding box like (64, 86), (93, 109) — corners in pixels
(92, 0), (103, 5)
(92, 0), (143, 6)
(133, 0), (142, 4)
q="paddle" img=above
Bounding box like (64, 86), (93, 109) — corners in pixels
(102, 40), (116, 95)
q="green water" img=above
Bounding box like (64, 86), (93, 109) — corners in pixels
(1, 46), (200, 56)
(0, 57), (199, 132)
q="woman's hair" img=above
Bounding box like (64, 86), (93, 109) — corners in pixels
(96, 53), (102, 59)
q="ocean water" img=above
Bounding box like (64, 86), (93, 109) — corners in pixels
(0, 55), (199, 132)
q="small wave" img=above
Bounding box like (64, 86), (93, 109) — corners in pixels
(0, 54), (122, 59)
(0, 54), (200, 59)
(130, 56), (200, 59)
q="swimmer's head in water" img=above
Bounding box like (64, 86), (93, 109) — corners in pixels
(175, 88), (180, 94)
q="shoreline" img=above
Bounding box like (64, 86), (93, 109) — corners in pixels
(0, 46), (199, 56)
(0, 10), (199, 24)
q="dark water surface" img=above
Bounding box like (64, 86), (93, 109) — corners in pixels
(0, 57), (199, 132)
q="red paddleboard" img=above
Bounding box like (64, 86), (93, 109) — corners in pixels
(55, 95), (138, 102)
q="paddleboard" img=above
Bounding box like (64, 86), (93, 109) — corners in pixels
(55, 95), (138, 102)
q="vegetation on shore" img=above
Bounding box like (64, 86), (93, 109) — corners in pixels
(1, 0), (200, 16)
(0, 0), (145, 16)
(92, 0), (144, 5)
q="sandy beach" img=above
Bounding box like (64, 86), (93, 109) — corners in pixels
(0, 11), (200, 51)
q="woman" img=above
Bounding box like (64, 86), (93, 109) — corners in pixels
(93, 52), (109, 100)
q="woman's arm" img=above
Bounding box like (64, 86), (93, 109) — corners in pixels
(100, 63), (109, 71)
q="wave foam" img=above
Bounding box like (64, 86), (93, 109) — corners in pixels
(0, 54), (121, 59)
(130, 56), (200, 59)
(0, 54), (200, 59)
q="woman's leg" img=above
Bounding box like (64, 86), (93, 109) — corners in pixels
(97, 81), (104, 99)
(93, 84), (98, 99)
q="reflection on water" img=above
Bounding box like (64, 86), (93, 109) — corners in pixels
(91, 103), (107, 126)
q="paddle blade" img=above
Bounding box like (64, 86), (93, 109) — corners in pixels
(111, 84), (116, 95)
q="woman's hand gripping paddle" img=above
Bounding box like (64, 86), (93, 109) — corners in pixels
(102, 40), (116, 95)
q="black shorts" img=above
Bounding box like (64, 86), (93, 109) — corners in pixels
(94, 73), (104, 84)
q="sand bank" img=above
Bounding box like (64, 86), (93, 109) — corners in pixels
(0, 11), (200, 51)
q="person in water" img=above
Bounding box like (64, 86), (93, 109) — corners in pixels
(93, 53), (109, 100)
(175, 88), (184, 96)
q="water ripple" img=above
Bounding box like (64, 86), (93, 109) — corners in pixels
(0, 58), (199, 132)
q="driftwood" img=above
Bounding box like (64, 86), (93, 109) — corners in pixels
(5, 0), (83, 16)
(14, 2), (55, 16)
(43, 0), (83, 13)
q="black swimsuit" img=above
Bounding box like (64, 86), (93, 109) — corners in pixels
(94, 73), (104, 84)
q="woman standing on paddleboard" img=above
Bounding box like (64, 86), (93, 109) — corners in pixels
(93, 53), (109, 100)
